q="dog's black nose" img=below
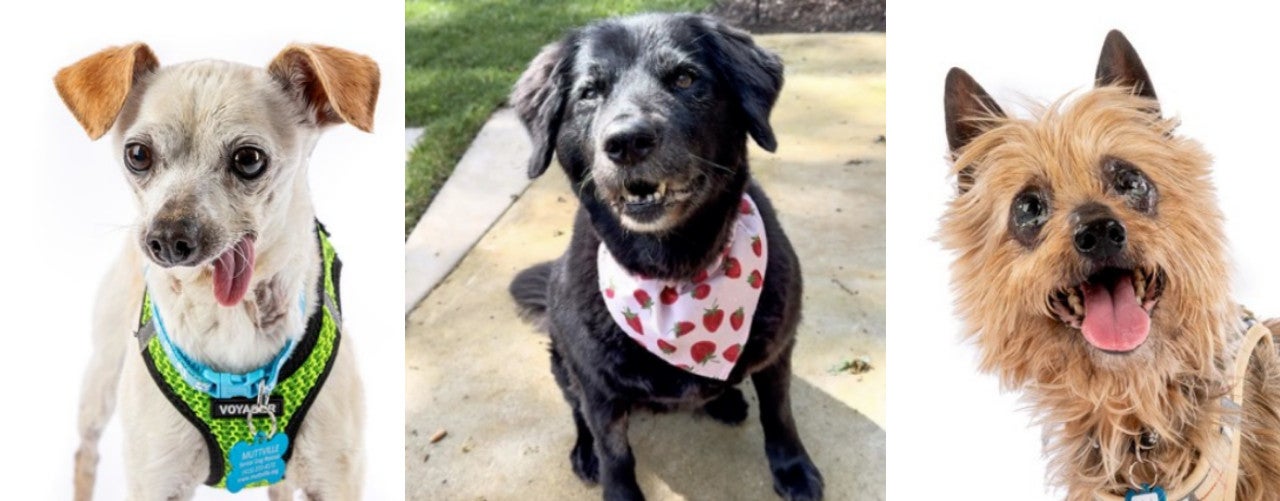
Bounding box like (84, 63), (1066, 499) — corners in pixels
(603, 120), (659, 166)
(146, 219), (202, 267)
(1073, 212), (1126, 261)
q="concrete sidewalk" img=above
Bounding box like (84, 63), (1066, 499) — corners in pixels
(406, 33), (886, 500)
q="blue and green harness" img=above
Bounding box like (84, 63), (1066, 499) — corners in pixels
(134, 224), (343, 492)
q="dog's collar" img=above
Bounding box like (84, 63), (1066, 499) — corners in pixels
(1095, 315), (1272, 501)
(147, 291), (306, 399)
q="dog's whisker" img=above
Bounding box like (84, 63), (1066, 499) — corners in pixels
(688, 154), (734, 175)
(576, 177), (594, 199)
(91, 222), (141, 239)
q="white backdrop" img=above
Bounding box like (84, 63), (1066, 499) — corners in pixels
(0, 0), (404, 498)
(887, 1), (1280, 498)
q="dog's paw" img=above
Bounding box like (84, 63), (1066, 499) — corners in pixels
(570, 441), (600, 484)
(603, 482), (647, 501)
(771, 456), (824, 501)
(704, 388), (749, 425)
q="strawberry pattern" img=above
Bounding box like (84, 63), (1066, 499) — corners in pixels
(598, 194), (768, 380)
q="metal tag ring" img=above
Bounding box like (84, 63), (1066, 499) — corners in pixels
(245, 404), (279, 438)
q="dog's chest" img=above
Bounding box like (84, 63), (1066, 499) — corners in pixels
(148, 278), (298, 371)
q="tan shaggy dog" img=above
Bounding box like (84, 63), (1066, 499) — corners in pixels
(941, 31), (1280, 500)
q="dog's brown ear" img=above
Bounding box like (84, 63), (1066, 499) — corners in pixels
(54, 43), (159, 140)
(944, 67), (1003, 194)
(944, 67), (1003, 151)
(1096, 30), (1158, 111)
(269, 44), (381, 132)
(512, 41), (570, 179)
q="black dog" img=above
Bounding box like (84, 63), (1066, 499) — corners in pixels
(509, 13), (823, 501)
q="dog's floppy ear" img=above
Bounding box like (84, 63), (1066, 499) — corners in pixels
(269, 44), (381, 132)
(700, 18), (784, 152)
(1095, 30), (1158, 113)
(944, 67), (1004, 194)
(512, 41), (570, 178)
(54, 43), (159, 140)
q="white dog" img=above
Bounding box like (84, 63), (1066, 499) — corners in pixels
(57, 42), (379, 500)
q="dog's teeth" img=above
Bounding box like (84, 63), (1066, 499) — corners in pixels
(1068, 288), (1084, 316)
(657, 182), (667, 197)
(1134, 275), (1146, 304)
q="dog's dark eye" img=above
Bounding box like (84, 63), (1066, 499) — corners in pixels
(672, 70), (695, 89)
(123, 143), (152, 173)
(231, 147), (268, 179)
(1009, 188), (1050, 246)
(1105, 158), (1158, 214)
(580, 83), (602, 100)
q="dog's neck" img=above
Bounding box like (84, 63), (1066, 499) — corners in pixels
(145, 177), (321, 374)
(1029, 311), (1237, 498)
(582, 163), (750, 281)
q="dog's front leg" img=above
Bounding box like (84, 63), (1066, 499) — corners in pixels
(581, 395), (644, 501)
(122, 443), (199, 501)
(76, 249), (145, 500)
(752, 353), (824, 501)
(119, 356), (205, 501)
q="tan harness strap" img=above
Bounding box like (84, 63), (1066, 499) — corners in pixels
(1222, 321), (1273, 500)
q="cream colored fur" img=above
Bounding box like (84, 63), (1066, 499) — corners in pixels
(62, 44), (378, 500)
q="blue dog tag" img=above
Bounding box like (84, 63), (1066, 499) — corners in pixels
(226, 432), (288, 493)
(1125, 484), (1166, 501)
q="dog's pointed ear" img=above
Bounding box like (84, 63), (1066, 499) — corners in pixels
(269, 44), (381, 133)
(944, 68), (1004, 194)
(699, 17), (784, 152)
(1096, 30), (1158, 110)
(944, 67), (1003, 152)
(54, 43), (159, 140)
(512, 41), (570, 179)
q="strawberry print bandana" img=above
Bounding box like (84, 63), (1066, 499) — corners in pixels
(598, 194), (767, 380)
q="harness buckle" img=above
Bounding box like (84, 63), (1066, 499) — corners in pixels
(245, 381), (278, 438)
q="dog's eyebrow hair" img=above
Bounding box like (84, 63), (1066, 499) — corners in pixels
(222, 134), (271, 148)
(124, 132), (155, 144)
(652, 48), (699, 73)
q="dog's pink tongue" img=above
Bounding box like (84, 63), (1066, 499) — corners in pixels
(1081, 275), (1149, 352)
(212, 236), (255, 307)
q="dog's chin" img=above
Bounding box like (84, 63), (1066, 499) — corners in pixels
(141, 255), (205, 280)
(1087, 337), (1158, 371)
(1046, 265), (1166, 356)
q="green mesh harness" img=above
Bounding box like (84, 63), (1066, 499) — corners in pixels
(135, 223), (343, 489)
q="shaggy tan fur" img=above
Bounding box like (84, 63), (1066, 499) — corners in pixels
(941, 79), (1280, 499)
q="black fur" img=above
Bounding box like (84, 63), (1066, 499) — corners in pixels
(509, 14), (822, 501)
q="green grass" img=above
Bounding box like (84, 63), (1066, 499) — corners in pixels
(404, 0), (713, 235)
